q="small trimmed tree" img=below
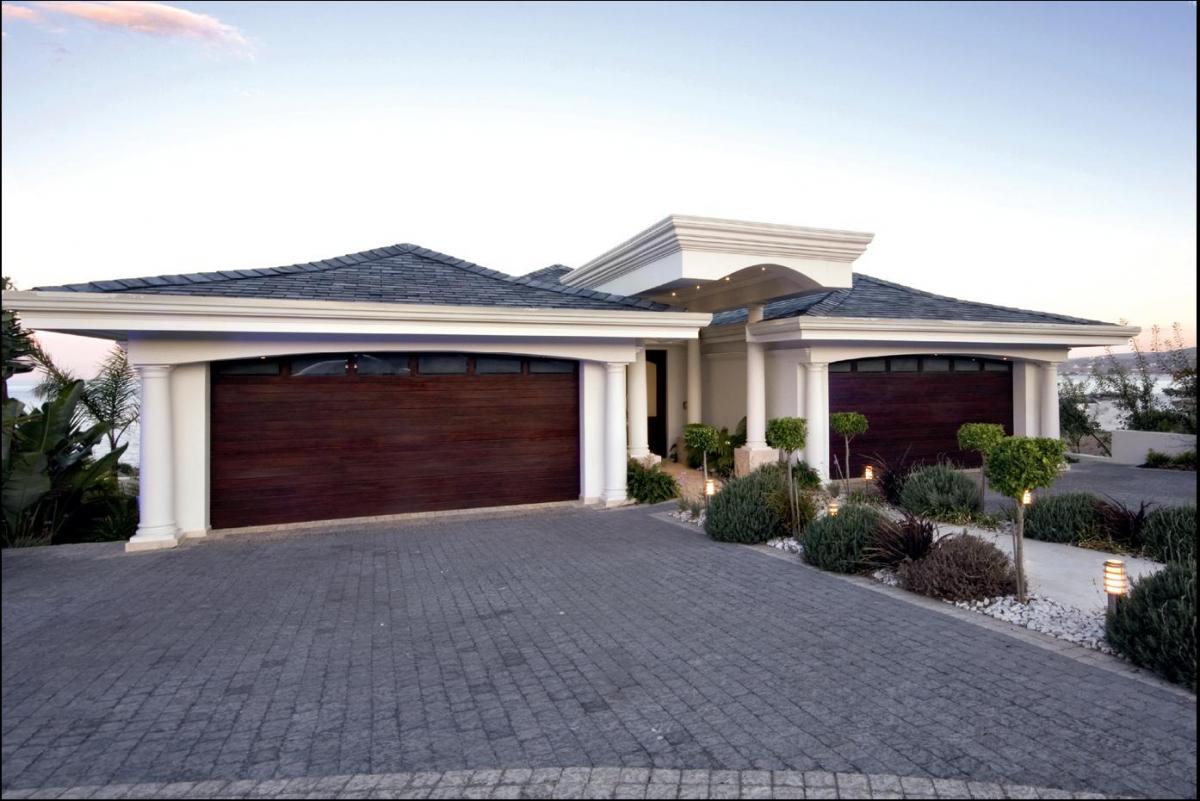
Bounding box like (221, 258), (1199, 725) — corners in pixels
(957, 422), (1005, 508)
(683, 423), (721, 497)
(985, 436), (1066, 602)
(766, 417), (807, 538)
(830, 411), (868, 497)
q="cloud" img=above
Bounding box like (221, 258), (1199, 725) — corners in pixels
(2, 3), (41, 22)
(25, 1), (251, 55)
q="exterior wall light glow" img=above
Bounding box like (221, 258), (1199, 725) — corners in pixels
(1021, 489), (1033, 506)
(828, 498), (840, 517)
(1104, 559), (1128, 613)
(863, 465), (874, 481)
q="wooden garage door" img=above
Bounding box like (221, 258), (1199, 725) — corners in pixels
(211, 353), (580, 529)
(828, 356), (1013, 477)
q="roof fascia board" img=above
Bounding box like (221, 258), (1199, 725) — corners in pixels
(749, 315), (1138, 347)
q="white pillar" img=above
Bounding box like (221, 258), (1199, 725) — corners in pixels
(603, 362), (628, 506)
(804, 362), (830, 481)
(627, 348), (651, 460)
(686, 338), (702, 424)
(1040, 362), (1061, 440)
(127, 364), (180, 552)
(745, 340), (767, 448)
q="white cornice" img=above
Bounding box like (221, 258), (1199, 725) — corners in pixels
(561, 215), (874, 290)
(748, 315), (1138, 347)
(3, 291), (712, 340)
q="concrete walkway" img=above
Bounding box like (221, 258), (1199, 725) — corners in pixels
(983, 458), (1196, 514)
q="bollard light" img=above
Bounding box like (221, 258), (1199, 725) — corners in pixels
(704, 478), (716, 497)
(1021, 489), (1033, 506)
(828, 498), (841, 517)
(1103, 559), (1128, 613)
(863, 465), (875, 481)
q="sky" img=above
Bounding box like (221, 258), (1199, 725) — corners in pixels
(2, 0), (1196, 378)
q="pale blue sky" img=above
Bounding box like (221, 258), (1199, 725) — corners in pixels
(2, 1), (1196, 373)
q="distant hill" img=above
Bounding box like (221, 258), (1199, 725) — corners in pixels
(1062, 347), (1196, 375)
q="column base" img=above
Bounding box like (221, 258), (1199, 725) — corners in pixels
(601, 493), (629, 508)
(734, 446), (779, 477)
(126, 524), (181, 553)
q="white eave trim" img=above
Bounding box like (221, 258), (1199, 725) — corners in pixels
(748, 315), (1139, 347)
(2, 291), (713, 339)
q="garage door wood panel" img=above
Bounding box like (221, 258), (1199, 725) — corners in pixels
(829, 365), (1012, 476)
(211, 360), (579, 528)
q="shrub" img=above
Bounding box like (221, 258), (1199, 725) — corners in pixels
(830, 411), (869, 492)
(1106, 562), (1196, 690)
(898, 463), (982, 519)
(1142, 505), (1197, 564)
(626, 459), (679, 504)
(705, 467), (786, 543)
(1143, 450), (1197, 471)
(1094, 497), (1152, 550)
(957, 422), (1006, 498)
(1024, 493), (1101, 544)
(802, 504), (885, 573)
(792, 460), (822, 491)
(765, 417), (807, 454)
(864, 514), (935, 569)
(846, 486), (886, 506)
(899, 533), (1017, 601)
(866, 448), (915, 505)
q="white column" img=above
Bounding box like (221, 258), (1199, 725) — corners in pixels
(745, 340), (768, 448)
(804, 362), (830, 480)
(603, 362), (628, 506)
(627, 348), (650, 459)
(686, 338), (702, 424)
(127, 364), (180, 552)
(1040, 362), (1061, 440)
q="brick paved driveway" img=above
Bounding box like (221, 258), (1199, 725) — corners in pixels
(2, 507), (1195, 797)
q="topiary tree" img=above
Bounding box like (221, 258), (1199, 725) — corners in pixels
(683, 423), (721, 497)
(957, 422), (1006, 507)
(830, 411), (868, 497)
(766, 417), (807, 538)
(985, 436), (1065, 602)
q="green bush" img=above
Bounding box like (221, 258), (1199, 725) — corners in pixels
(802, 504), (885, 573)
(705, 466), (787, 543)
(1142, 505), (1197, 564)
(1143, 450), (1197, 471)
(897, 463), (982, 519)
(685, 419), (745, 479)
(899, 533), (1017, 601)
(1106, 562), (1196, 690)
(1023, 493), (1102, 544)
(757, 463), (818, 536)
(792, 460), (822, 490)
(626, 459), (679, 504)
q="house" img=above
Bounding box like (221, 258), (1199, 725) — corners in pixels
(3, 215), (1136, 552)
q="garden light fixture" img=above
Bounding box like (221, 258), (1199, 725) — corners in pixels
(1103, 559), (1128, 613)
(1021, 489), (1033, 506)
(863, 465), (874, 481)
(705, 478), (716, 497)
(828, 498), (840, 517)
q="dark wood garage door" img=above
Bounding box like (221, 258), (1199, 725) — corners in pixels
(211, 353), (580, 529)
(828, 356), (1013, 478)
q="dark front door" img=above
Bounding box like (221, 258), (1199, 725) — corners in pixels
(828, 356), (1013, 478)
(646, 350), (669, 457)
(210, 353), (580, 529)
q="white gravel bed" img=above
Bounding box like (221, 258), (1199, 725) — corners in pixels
(668, 509), (705, 528)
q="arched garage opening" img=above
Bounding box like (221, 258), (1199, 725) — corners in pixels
(210, 351), (580, 528)
(827, 354), (1013, 477)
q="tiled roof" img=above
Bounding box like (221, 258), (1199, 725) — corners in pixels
(710, 273), (1109, 327)
(36, 245), (669, 312)
(522, 265), (573, 282)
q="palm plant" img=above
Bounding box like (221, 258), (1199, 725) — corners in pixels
(35, 344), (139, 455)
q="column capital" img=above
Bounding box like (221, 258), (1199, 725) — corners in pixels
(134, 363), (175, 379)
(806, 361), (829, 371)
(605, 361), (627, 374)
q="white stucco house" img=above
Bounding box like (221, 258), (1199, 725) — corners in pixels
(3, 215), (1136, 552)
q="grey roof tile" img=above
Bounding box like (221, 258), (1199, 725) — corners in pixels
(710, 273), (1110, 327)
(35, 243), (674, 312)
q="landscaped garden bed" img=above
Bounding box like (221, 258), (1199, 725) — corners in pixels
(677, 418), (1196, 690)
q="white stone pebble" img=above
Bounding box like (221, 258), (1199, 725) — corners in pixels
(668, 509), (705, 528)
(766, 537), (802, 555)
(950, 594), (1113, 653)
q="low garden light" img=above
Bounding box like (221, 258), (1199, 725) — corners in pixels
(863, 465), (875, 481)
(1021, 489), (1033, 506)
(1104, 559), (1128, 613)
(704, 478), (716, 498)
(828, 498), (841, 517)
